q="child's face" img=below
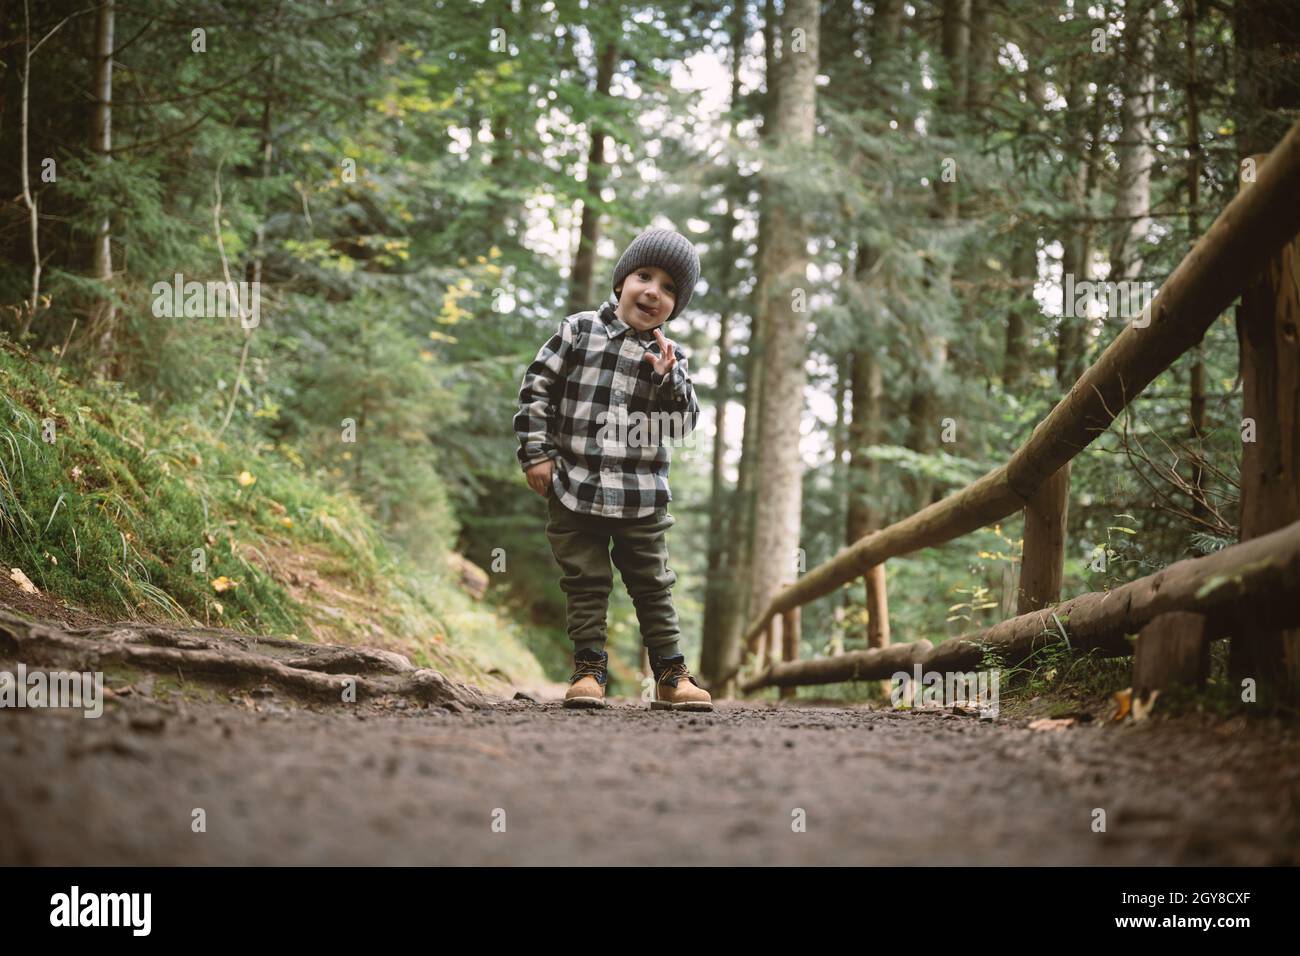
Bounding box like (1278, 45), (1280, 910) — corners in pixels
(616, 266), (677, 331)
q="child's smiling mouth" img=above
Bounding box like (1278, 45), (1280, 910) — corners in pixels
(636, 302), (658, 316)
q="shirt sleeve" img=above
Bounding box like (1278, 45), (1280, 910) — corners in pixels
(514, 319), (573, 471)
(650, 344), (700, 439)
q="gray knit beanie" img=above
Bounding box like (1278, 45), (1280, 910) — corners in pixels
(611, 228), (700, 322)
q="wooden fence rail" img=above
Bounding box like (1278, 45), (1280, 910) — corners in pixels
(740, 517), (1300, 691)
(731, 117), (1300, 695)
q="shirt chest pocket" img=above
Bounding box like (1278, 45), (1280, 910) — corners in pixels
(610, 346), (657, 409)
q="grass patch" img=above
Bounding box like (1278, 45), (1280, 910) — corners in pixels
(0, 341), (545, 691)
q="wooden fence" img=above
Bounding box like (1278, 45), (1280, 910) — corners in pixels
(731, 119), (1300, 700)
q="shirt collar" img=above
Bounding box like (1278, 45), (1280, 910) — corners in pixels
(600, 294), (660, 343)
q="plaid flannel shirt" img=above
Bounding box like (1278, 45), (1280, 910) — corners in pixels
(514, 294), (700, 518)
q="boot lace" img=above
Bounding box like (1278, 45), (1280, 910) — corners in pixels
(570, 658), (607, 683)
(657, 661), (698, 688)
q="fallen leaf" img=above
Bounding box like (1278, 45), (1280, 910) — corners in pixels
(1132, 689), (1160, 722)
(1112, 688), (1133, 722)
(9, 568), (39, 595)
(211, 576), (237, 593)
(1028, 717), (1075, 731)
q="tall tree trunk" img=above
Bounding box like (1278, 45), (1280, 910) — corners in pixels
(745, 0), (820, 665)
(251, 54), (279, 292)
(1056, 75), (1102, 387)
(715, 0), (781, 691)
(846, 345), (882, 543)
(1003, 235), (1035, 391)
(940, 0), (970, 113)
(90, 0), (116, 364)
(1232, 0), (1300, 158)
(846, 324), (888, 649)
(1232, 193), (1300, 692)
(1186, 0), (1207, 519)
(833, 350), (850, 517)
(17, 0), (43, 339)
(966, 0), (992, 111)
(904, 0), (967, 511)
(1109, 0), (1155, 281)
(829, 349), (849, 656)
(566, 38), (617, 315)
(218, 51), (281, 438)
(699, 2), (750, 687)
(1229, 0), (1300, 693)
(841, 0), (903, 651)
(1034, 65), (1097, 598)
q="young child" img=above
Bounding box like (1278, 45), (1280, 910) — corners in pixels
(513, 227), (713, 711)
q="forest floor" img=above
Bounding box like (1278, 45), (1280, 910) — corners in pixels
(3, 604), (1299, 866)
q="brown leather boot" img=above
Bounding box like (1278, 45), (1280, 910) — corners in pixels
(564, 648), (609, 708)
(649, 651), (713, 711)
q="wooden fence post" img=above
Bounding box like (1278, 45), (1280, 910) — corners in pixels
(1133, 611), (1210, 695)
(864, 564), (890, 699)
(1232, 154), (1300, 695)
(865, 564), (890, 647)
(1017, 463), (1070, 615)
(780, 607), (800, 700)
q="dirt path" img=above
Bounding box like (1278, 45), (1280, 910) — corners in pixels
(3, 689), (1298, 865)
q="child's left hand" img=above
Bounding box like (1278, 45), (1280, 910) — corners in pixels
(642, 328), (678, 378)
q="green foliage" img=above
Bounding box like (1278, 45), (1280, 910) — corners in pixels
(0, 339), (546, 685)
(0, 341), (361, 629)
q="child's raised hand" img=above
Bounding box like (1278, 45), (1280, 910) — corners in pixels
(642, 328), (678, 378)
